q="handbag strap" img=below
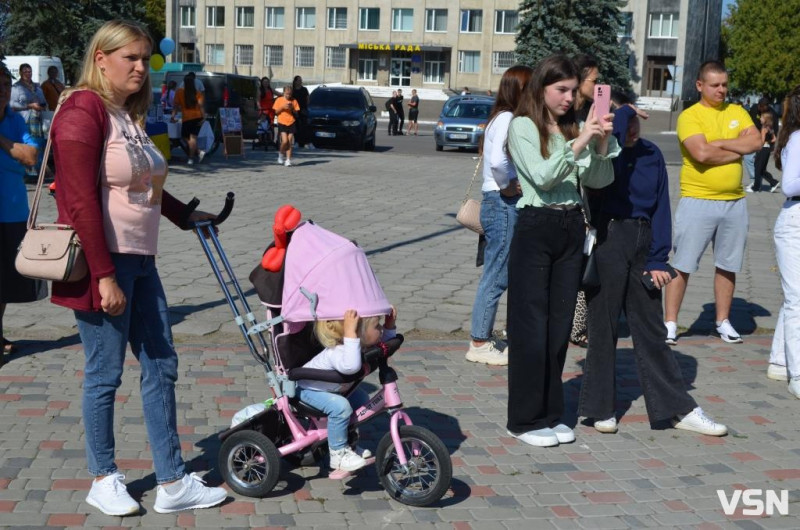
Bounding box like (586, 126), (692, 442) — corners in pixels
(463, 156), (482, 203)
(26, 90), (104, 230)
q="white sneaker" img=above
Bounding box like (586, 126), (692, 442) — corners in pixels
(715, 319), (743, 343)
(197, 150), (206, 163)
(85, 473), (140, 516)
(187, 158), (194, 165)
(465, 341), (508, 366)
(745, 184), (754, 193)
(552, 424), (575, 443)
(284, 159), (293, 167)
(664, 321), (678, 346)
(767, 364), (789, 381)
(153, 473), (227, 514)
(277, 154), (285, 164)
(507, 428), (559, 447)
(593, 416), (618, 434)
(329, 447), (367, 472)
(352, 445), (372, 459)
(671, 407), (727, 436)
(771, 181), (781, 193)
(789, 379), (800, 399)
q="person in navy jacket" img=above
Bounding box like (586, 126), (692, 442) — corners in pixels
(577, 94), (728, 437)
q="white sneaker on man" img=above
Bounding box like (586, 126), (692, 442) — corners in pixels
(664, 321), (678, 346)
(329, 447), (367, 472)
(715, 319), (743, 343)
(593, 416), (618, 434)
(506, 428), (559, 447)
(277, 154), (285, 164)
(465, 340), (508, 366)
(85, 473), (140, 516)
(671, 407), (727, 436)
(788, 379), (800, 399)
(153, 473), (227, 513)
(767, 364), (789, 381)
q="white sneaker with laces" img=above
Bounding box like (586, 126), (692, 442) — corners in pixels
(277, 154), (285, 164)
(506, 428), (559, 447)
(284, 159), (293, 167)
(153, 473), (227, 513)
(715, 319), (743, 343)
(664, 321), (678, 346)
(789, 378), (800, 399)
(552, 424), (575, 443)
(85, 472), (140, 516)
(593, 416), (618, 433)
(465, 341), (508, 366)
(329, 447), (367, 472)
(671, 407), (727, 436)
(767, 364), (789, 381)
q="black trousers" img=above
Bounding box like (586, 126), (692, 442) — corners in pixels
(753, 147), (778, 191)
(388, 112), (397, 135)
(507, 207), (585, 433)
(396, 112), (405, 134)
(577, 219), (696, 422)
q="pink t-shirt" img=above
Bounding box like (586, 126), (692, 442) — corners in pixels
(101, 109), (168, 254)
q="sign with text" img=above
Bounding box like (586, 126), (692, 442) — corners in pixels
(219, 107), (242, 134)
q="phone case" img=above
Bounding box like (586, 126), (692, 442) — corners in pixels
(593, 84), (611, 120)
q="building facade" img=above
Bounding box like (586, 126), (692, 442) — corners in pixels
(165, 0), (721, 100)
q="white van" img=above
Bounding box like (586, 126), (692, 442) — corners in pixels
(3, 55), (65, 84)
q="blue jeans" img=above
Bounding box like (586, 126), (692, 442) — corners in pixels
(470, 191), (519, 341)
(75, 254), (184, 484)
(743, 152), (756, 180)
(297, 386), (369, 450)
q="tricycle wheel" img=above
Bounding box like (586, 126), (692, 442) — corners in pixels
(219, 430), (280, 497)
(375, 425), (452, 506)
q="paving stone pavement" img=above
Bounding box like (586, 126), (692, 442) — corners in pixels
(2, 128), (798, 528)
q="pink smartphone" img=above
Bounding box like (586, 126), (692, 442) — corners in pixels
(593, 84), (611, 121)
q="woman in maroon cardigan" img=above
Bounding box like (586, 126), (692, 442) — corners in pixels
(50, 20), (226, 516)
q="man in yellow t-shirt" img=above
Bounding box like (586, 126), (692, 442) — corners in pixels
(664, 61), (762, 346)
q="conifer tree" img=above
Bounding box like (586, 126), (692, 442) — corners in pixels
(515, 0), (632, 92)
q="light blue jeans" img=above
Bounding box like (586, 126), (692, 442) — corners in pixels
(743, 152), (756, 180)
(75, 254), (184, 484)
(470, 191), (519, 341)
(770, 202), (800, 380)
(297, 386), (369, 450)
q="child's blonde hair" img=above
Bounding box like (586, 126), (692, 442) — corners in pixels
(314, 316), (381, 348)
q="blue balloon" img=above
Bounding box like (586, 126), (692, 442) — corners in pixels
(160, 37), (176, 56)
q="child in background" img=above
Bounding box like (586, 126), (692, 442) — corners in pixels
(747, 110), (780, 192)
(297, 307), (397, 472)
(273, 86), (300, 167)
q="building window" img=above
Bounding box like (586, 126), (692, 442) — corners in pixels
(495, 10), (518, 34)
(264, 45), (283, 66)
(265, 7), (284, 28)
(392, 8), (413, 32)
(235, 44), (253, 65)
(359, 8), (380, 30)
(458, 50), (480, 73)
(205, 44), (224, 65)
(492, 51), (514, 72)
(294, 46), (315, 67)
(180, 6), (195, 28)
(235, 6), (254, 28)
(425, 9), (447, 32)
(326, 47), (346, 68)
(460, 9), (482, 33)
(649, 12), (678, 38)
(618, 12), (633, 38)
(327, 7), (347, 30)
(424, 51), (446, 84)
(206, 6), (224, 28)
(297, 7), (316, 29)
(358, 58), (377, 80)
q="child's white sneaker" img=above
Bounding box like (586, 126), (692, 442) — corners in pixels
(85, 472), (140, 516)
(284, 158), (293, 167)
(329, 447), (367, 472)
(153, 473), (227, 513)
(277, 154), (285, 164)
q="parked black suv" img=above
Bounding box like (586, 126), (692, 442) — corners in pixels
(307, 86), (377, 150)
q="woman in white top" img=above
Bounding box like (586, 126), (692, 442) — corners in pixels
(769, 85), (800, 398)
(466, 66), (533, 366)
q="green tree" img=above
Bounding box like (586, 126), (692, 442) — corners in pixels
(724, 0), (800, 100)
(515, 0), (632, 92)
(143, 0), (166, 53)
(1, 1), (146, 84)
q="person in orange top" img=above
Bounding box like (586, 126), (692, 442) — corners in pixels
(171, 73), (205, 165)
(273, 85), (300, 167)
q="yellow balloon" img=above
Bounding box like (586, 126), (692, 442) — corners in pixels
(150, 54), (165, 71)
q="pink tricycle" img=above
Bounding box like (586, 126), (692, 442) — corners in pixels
(189, 196), (452, 507)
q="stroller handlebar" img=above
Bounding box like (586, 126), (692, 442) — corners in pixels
(183, 192), (235, 229)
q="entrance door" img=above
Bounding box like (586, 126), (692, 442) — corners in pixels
(390, 57), (411, 87)
(645, 58), (673, 97)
